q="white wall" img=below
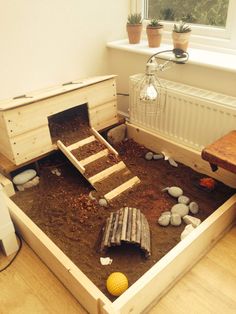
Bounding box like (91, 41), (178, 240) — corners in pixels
(107, 48), (236, 115)
(0, 0), (128, 99)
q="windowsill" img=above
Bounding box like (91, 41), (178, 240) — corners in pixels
(107, 39), (236, 74)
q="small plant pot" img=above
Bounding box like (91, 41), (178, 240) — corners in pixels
(127, 24), (142, 44)
(172, 31), (191, 51)
(146, 25), (163, 48)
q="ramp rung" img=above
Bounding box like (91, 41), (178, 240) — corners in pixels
(104, 176), (140, 201)
(88, 161), (126, 185)
(67, 135), (96, 151)
(80, 149), (109, 166)
(57, 140), (85, 174)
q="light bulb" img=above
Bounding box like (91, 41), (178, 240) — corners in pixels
(140, 74), (159, 102)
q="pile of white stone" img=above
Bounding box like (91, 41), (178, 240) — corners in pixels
(13, 169), (39, 191)
(145, 151), (178, 167)
(157, 186), (201, 240)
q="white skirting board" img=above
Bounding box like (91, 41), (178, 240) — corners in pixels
(3, 124), (236, 314)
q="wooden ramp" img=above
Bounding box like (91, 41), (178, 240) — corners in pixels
(57, 128), (140, 202)
(100, 207), (151, 258)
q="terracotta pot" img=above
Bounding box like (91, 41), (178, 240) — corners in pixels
(172, 31), (191, 52)
(126, 24), (142, 44)
(146, 25), (163, 48)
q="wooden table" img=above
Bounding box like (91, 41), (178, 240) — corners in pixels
(202, 130), (236, 174)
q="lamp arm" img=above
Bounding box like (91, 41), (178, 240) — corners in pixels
(146, 48), (189, 65)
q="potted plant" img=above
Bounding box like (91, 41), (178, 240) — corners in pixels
(146, 18), (164, 48)
(127, 13), (143, 44)
(172, 21), (191, 51)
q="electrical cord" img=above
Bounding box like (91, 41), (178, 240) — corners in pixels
(0, 233), (22, 272)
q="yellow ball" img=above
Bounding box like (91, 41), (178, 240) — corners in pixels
(106, 272), (129, 296)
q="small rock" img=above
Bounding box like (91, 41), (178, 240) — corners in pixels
(168, 186), (183, 198)
(170, 213), (182, 226)
(153, 153), (164, 160)
(51, 168), (61, 176)
(16, 185), (25, 192)
(183, 215), (201, 227)
(161, 211), (171, 216)
(16, 176), (40, 191)
(171, 203), (189, 217)
(99, 198), (108, 207)
(181, 224), (195, 240)
(100, 257), (113, 265)
(145, 152), (154, 160)
(13, 169), (37, 185)
(158, 213), (171, 226)
(168, 158), (178, 167)
(89, 190), (97, 201)
(189, 201), (199, 214)
(107, 124), (126, 145)
(178, 195), (190, 205)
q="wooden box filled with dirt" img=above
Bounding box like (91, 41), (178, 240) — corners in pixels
(1, 77), (236, 314)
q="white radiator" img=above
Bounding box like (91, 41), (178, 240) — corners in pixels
(129, 74), (236, 151)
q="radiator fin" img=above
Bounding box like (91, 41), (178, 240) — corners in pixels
(129, 75), (236, 151)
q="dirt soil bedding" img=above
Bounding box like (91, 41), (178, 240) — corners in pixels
(11, 118), (235, 300)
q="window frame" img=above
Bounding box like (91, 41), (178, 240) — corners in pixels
(131, 0), (236, 52)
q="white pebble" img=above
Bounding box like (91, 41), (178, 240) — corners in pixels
(153, 153), (164, 160)
(181, 224), (195, 240)
(100, 257), (113, 265)
(170, 213), (182, 226)
(158, 213), (171, 226)
(168, 158), (178, 167)
(183, 215), (201, 227)
(99, 198), (108, 207)
(16, 176), (40, 191)
(168, 186), (183, 198)
(171, 203), (189, 217)
(13, 169), (36, 185)
(178, 195), (190, 205)
(89, 191), (97, 201)
(189, 202), (199, 214)
(51, 168), (61, 176)
(145, 152), (154, 160)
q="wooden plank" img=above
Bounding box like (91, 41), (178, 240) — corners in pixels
(5, 195), (111, 314)
(91, 127), (118, 156)
(0, 75), (116, 111)
(57, 140), (85, 174)
(0, 114), (14, 162)
(80, 149), (108, 167)
(0, 173), (15, 197)
(88, 161), (126, 185)
(3, 79), (117, 137)
(136, 209), (141, 244)
(121, 207), (129, 241)
(131, 208), (137, 243)
(125, 208), (132, 242)
(11, 125), (53, 165)
(88, 101), (118, 131)
(112, 194), (236, 314)
(110, 212), (120, 245)
(86, 79), (117, 110)
(67, 135), (96, 151)
(104, 176), (140, 201)
(115, 208), (124, 245)
(127, 123), (236, 188)
(201, 130), (236, 174)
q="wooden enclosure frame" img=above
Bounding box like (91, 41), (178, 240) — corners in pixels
(2, 123), (236, 314)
